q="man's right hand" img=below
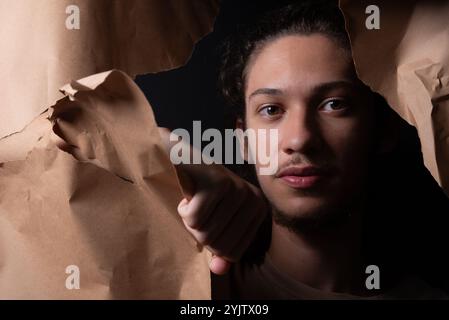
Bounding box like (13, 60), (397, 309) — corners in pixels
(158, 127), (269, 275)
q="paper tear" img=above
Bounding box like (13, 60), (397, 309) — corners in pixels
(340, 0), (449, 196)
(0, 70), (211, 299)
(0, 0), (219, 138)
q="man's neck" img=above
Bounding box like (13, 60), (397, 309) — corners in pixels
(268, 211), (366, 295)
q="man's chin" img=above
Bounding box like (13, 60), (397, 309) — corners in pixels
(271, 201), (352, 233)
(274, 197), (336, 217)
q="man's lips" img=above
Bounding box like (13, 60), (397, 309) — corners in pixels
(276, 166), (330, 189)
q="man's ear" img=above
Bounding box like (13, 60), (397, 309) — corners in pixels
(236, 118), (249, 162)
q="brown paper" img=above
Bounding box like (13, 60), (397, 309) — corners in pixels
(339, 0), (449, 197)
(0, 0), (219, 138)
(0, 70), (211, 299)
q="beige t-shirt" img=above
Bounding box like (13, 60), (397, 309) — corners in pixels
(212, 253), (448, 300)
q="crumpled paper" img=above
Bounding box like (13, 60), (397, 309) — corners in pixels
(339, 0), (449, 197)
(0, 70), (211, 299)
(0, 0), (219, 138)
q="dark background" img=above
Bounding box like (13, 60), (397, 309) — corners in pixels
(135, 0), (298, 133)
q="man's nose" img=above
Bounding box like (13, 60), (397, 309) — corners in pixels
(279, 107), (321, 155)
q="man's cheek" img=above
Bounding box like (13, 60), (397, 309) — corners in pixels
(337, 143), (372, 191)
(257, 176), (278, 201)
(246, 127), (280, 176)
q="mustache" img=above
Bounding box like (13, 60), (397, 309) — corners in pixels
(276, 153), (335, 174)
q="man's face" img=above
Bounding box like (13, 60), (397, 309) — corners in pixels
(244, 34), (376, 223)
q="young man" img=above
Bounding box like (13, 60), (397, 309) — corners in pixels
(162, 1), (449, 298)
(205, 1), (448, 299)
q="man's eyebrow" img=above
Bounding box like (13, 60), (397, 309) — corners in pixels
(248, 88), (283, 101)
(247, 80), (365, 102)
(311, 80), (363, 95)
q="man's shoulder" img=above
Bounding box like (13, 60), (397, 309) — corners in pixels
(379, 275), (449, 300)
(211, 258), (268, 300)
(212, 260), (449, 300)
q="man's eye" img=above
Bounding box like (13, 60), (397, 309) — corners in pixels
(259, 105), (283, 117)
(319, 99), (348, 112)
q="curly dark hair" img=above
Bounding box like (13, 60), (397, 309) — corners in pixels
(218, 0), (351, 119)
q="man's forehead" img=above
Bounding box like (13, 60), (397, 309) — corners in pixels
(245, 34), (356, 99)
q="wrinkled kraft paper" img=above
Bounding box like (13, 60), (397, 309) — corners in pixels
(340, 0), (449, 197)
(0, 70), (211, 299)
(0, 0), (219, 138)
